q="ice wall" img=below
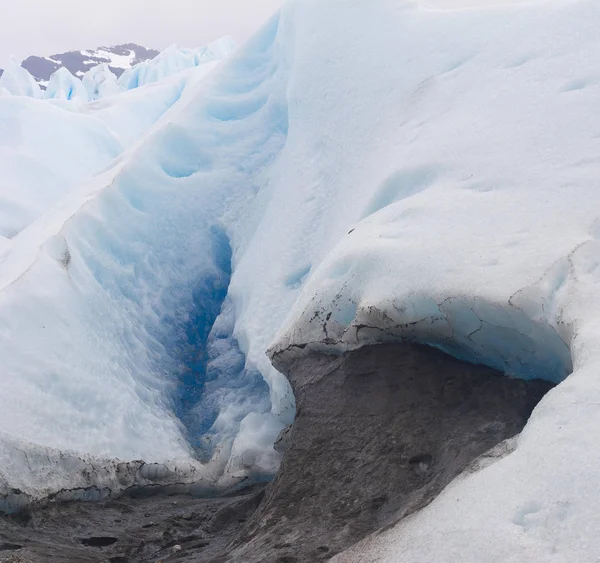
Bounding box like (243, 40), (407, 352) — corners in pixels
(0, 14), (289, 500)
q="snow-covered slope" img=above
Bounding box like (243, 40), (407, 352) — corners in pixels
(2, 0), (600, 559)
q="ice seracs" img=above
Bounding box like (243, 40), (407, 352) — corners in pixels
(45, 67), (88, 101)
(2, 38), (236, 102)
(0, 57), (42, 98)
(82, 63), (122, 100)
(118, 37), (237, 90)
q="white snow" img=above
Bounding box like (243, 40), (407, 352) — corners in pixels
(91, 48), (136, 70)
(79, 47), (139, 71)
(1, 0), (600, 559)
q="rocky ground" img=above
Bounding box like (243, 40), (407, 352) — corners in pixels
(0, 343), (554, 563)
(0, 484), (265, 563)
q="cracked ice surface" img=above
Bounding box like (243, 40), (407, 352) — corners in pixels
(271, 296), (572, 384)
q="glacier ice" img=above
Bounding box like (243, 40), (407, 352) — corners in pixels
(0, 57), (42, 98)
(1, 38), (235, 104)
(0, 64), (213, 239)
(118, 37), (236, 91)
(45, 67), (88, 101)
(2, 0), (600, 560)
(81, 63), (122, 100)
(0, 95), (121, 237)
(0, 13), (288, 501)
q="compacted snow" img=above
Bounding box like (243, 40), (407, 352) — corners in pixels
(2, 0), (600, 560)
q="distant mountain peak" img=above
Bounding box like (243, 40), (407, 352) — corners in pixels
(0, 44), (160, 87)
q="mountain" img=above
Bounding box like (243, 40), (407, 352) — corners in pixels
(0, 37), (236, 101)
(0, 43), (160, 87)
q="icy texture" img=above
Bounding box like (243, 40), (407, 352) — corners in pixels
(2, 38), (233, 103)
(117, 37), (236, 90)
(0, 15), (288, 500)
(0, 67), (210, 238)
(0, 434), (212, 515)
(0, 96), (121, 237)
(81, 63), (122, 100)
(0, 57), (42, 98)
(2, 0), (600, 559)
(45, 67), (88, 101)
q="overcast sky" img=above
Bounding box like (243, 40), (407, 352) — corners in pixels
(0, 0), (284, 67)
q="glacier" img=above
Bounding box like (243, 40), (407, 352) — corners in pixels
(118, 37), (237, 91)
(0, 37), (235, 103)
(0, 57), (42, 99)
(0, 61), (219, 240)
(81, 63), (122, 101)
(1, 0), (600, 560)
(45, 67), (88, 101)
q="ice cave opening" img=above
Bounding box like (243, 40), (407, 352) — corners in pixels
(246, 298), (573, 561)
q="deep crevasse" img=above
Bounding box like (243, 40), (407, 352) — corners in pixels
(0, 12), (291, 498)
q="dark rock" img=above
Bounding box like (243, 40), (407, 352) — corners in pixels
(273, 425), (292, 454)
(225, 342), (554, 562)
(0, 544), (22, 551)
(0, 486), (265, 563)
(80, 536), (118, 547)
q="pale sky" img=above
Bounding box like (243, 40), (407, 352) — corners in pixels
(0, 0), (284, 67)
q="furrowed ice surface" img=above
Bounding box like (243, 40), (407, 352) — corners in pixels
(0, 64), (220, 239)
(0, 96), (121, 238)
(2, 0), (600, 560)
(0, 14), (289, 499)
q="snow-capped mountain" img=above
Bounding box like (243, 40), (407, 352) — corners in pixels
(0, 37), (236, 102)
(0, 43), (160, 87)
